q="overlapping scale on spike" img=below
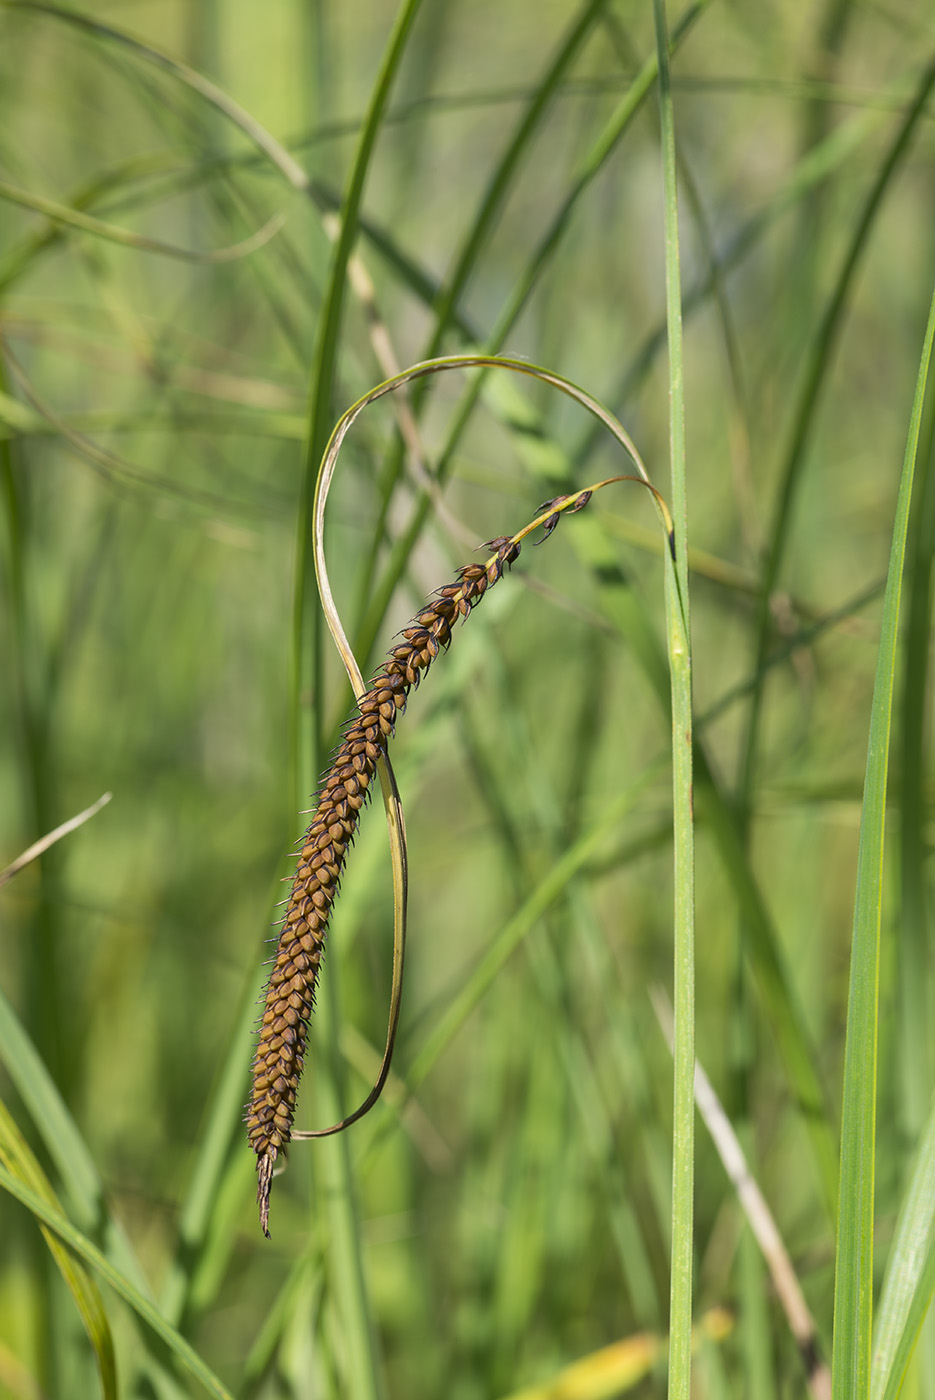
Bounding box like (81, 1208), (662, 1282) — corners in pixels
(247, 535), (522, 1235)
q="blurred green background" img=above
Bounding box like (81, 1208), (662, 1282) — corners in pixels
(1, 1), (935, 1396)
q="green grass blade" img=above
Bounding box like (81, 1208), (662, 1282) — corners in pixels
(483, 0), (713, 353)
(0, 1165), (233, 1400)
(0, 1099), (117, 1400)
(872, 1094), (935, 1400)
(307, 972), (385, 1400)
(831, 282), (935, 1398)
(352, 0), (709, 676)
(740, 56), (935, 812)
(159, 969), (267, 1325)
(455, 672), (666, 1329)
(652, 3), (694, 1396)
(0, 985), (157, 1300)
(291, 6), (424, 1394)
(491, 368), (839, 1216)
(896, 383), (935, 1142)
(0, 985), (102, 1227)
(694, 765), (839, 1219)
(6, 7), (933, 1393)
(0, 987), (193, 1397)
(295, 0), (426, 778)
(427, 0), (605, 351)
(571, 75), (911, 472)
(407, 764), (663, 1089)
(353, 0), (606, 615)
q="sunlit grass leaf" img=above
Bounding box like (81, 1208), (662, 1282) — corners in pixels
(0, 972), (148, 1281)
(498, 1308), (732, 1400)
(0, 1099), (117, 1400)
(0, 1165), (234, 1400)
(0, 983), (182, 1396)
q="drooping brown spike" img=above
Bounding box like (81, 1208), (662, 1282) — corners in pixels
(246, 500), (595, 1234)
(246, 535), (531, 1233)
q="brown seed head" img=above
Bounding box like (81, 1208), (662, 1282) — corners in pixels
(246, 534), (524, 1236)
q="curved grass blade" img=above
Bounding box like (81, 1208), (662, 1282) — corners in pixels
(306, 354), (668, 1139)
(1, 4), (411, 402)
(249, 356), (670, 1240)
(255, 470), (667, 1214)
(311, 355), (665, 721)
(0, 151), (189, 294)
(0, 1165), (233, 1400)
(0, 1100), (116, 1400)
(2, 1), (311, 192)
(0, 987), (193, 1400)
(831, 281), (935, 1398)
(871, 1093), (935, 1400)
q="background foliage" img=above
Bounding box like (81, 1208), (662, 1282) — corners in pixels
(1, 1), (935, 1396)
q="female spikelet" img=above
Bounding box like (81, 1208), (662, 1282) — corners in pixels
(246, 535), (522, 1235)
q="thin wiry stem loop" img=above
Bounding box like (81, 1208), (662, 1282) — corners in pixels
(247, 358), (672, 1237)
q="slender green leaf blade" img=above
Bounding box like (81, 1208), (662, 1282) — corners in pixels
(0, 1099), (117, 1400)
(831, 282), (935, 1398)
(872, 1094), (935, 1400)
(652, 4), (695, 1397)
(0, 1164), (234, 1400)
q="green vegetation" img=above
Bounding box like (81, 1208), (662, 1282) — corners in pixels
(1, 2), (935, 1396)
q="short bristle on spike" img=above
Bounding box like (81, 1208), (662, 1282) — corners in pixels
(246, 492), (608, 1234)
